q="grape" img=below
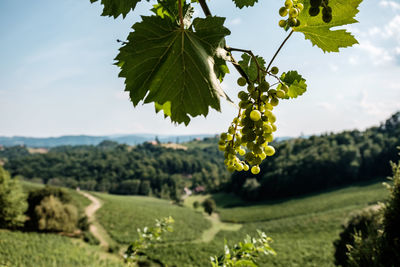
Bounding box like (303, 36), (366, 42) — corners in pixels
(295, 19), (301, 27)
(308, 7), (320, 16)
(259, 81), (270, 92)
(243, 164), (249, 171)
(279, 7), (288, 17)
(250, 110), (262, 121)
(281, 84), (289, 93)
(270, 66), (279, 75)
(310, 0), (322, 8)
(289, 8), (299, 18)
(220, 133), (227, 140)
(297, 3), (304, 11)
(276, 90), (286, 98)
(251, 165), (260, 174)
(284, 0), (293, 9)
(265, 146), (275, 156)
(322, 13), (332, 23)
(279, 20), (287, 28)
(238, 91), (249, 101)
(237, 77), (247, 87)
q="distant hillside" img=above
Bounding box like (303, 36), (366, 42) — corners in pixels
(228, 111), (400, 201)
(0, 134), (215, 147)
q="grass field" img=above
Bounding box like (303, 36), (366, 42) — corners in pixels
(95, 180), (389, 266)
(0, 230), (123, 267)
(94, 193), (211, 244)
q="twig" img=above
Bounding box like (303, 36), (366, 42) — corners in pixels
(266, 30), (294, 71)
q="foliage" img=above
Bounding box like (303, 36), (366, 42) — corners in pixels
(334, 149), (400, 266)
(228, 111), (400, 201)
(203, 198), (216, 215)
(0, 166), (27, 229)
(94, 192), (210, 244)
(0, 230), (123, 267)
(34, 195), (78, 233)
(4, 142), (229, 199)
(124, 216), (174, 265)
(333, 207), (382, 267)
(193, 200), (200, 209)
(210, 231), (275, 267)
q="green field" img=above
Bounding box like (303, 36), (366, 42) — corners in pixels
(0, 230), (123, 267)
(94, 193), (211, 244)
(94, 181), (388, 266)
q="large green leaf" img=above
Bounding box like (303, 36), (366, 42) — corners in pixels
(232, 0), (258, 8)
(278, 71), (307, 99)
(294, 0), (362, 52)
(116, 16), (231, 125)
(90, 0), (146, 19)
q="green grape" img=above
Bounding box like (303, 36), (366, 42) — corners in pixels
(310, 0), (322, 8)
(268, 89), (277, 95)
(288, 17), (297, 27)
(237, 77), (247, 87)
(270, 97), (279, 106)
(238, 91), (249, 100)
(297, 3), (304, 11)
(281, 84), (289, 93)
(270, 66), (279, 75)
(276, 90), (286, 98)
(220, 133), (228, 140)
(228, 127), (235, 134)
(260, 152), (266, 160)
(279, 19), (287, 28)
(284, 0), (293, 9)
(250, 110), (261, 121)
(235, 163), (244, 171)
(263, 123), (273, 133)
(227, 134), (233, 141)
(308, 7), (320, 16)
(247, 84), (255, 92)
(246, 142), (254, 150)
(218, 139), (225, 145)
(295, 19), (301, 27)
(265, 102), (273, 110)
(265, 146), (276, 156)
(264, 133), (273, 142)
(260, 94), (269, 102)
(279, 7), (288, 17)
(251, 165), (260, 174)
(218, 145), (225, 151)
(243, 164), (249, 171)
(238, 148), (246, 156)
(289, 8), (299, 18)
(271, 124), (277, 132)
(253, 145), (262, 155)
(259, 81), (270, 92)
(227, 165), (236, 172)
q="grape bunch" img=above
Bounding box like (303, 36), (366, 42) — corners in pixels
(278, 0), (304, 28)
(308, 0), (332, 23)
(219, 68), (288, 174)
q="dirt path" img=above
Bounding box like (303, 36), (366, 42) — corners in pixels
(78, 191), (112, 250)
(197, 213), (242, 243)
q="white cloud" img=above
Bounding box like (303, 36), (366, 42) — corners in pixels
(379, 0), (400, 10)
(358, 41), (394, 65)
(228, 18), (242, 26)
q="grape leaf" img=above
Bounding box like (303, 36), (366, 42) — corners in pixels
(279, 71), (307, 99)
(294, 0), (362, 52)
(90, 0), (147, 19)
(232, 0), (258, 8)
(151, 0), (193, 27)
(116, 16), (231, 125)
(238, 54), (266, 82)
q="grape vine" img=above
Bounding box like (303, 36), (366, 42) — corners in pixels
(90, 0), (362, 171)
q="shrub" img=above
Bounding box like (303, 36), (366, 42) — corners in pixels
(0, 166), (27, 228)
(34, 195), (78, 233)
(202, 198), (216, 215)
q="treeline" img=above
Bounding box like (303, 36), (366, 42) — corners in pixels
(1, 140), (229, 200)
(228, 112), (400, 200)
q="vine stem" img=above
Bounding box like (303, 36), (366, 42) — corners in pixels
(226, 46), (263, 83)
(178, 0), (184, 29)
(266, 30), (294, 71)
(197, 0), (250, 84)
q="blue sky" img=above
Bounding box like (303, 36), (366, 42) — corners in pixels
(0, 0), (399, 137)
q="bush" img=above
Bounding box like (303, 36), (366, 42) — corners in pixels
(202, 198), (216, 215)
(193, 201), (200, 209)
(34, 195), (78, 233)
(77, 215), (89, 232)
(26, 186), (72, 229)
(333, 206), (382, 266)
(0, 166), (27, 228)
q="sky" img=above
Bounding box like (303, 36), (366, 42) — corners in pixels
(0, 0), (399, 138)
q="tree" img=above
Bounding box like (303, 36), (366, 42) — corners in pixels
(34, 195), (78, 233)
(0, 166), (27, 228)
(203, 198), (216, 215)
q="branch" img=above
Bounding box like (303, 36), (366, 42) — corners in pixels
(178, 0), (184, 29)
(198, 0), (212, 16)
(226, 46), (264, 82)
(266, 30), (294, 72)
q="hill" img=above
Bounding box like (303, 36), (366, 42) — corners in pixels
(0, 134), (215, 147)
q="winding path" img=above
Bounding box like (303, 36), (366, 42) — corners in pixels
(78, 191), (111, 250)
